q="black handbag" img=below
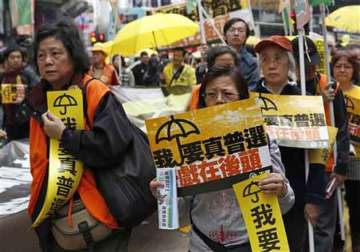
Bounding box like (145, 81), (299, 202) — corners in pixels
(83, 80), (157, 228)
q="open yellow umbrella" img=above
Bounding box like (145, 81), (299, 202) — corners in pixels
(112, 13), (199, 57)
(325, 5), (360, 33)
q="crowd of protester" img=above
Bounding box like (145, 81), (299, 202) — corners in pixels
(0, 16), (359, 252)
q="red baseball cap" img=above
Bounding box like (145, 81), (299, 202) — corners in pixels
(254, 36), (293, 53)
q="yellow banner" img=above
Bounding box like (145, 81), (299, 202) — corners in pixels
(145, 98), (272, 196)
(251, 92), (329, 149)
(1, 84), (18, 104)
(233, 173), (289, 251)
(32, 88), (84, 227)
(1, 75), (24, 104)
(153, 1), (243, 20)
(309, 126), (338, 165)
(344, 87), (360, 145)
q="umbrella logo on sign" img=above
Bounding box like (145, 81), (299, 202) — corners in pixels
(53, 94), (78, 115)
(155, 115), (200, 166)
(257, 94), (278, 113)
(243, 180), (261, 203)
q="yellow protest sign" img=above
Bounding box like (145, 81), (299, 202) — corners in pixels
(1, 75), (25, 104)
(314, 39), (326, 75)
(309, 127), (338, 165)
(344, 87), (360, 145)
(146, 98), (272, 196)
(1, 84), (17, 103)
(32, 88), (84, 227)
(251, 92), (329, 149)
(233, 173), (289, 252)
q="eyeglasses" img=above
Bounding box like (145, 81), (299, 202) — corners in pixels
(259, 54), (288, 65)
(204, 90), (239, 101)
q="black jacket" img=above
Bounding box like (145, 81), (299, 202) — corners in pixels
(298, 75), (349, 176)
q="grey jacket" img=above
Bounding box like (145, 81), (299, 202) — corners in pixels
(188, 139), (295, 251)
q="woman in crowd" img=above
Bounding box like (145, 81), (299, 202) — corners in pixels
(188, 45), (238, 110)
(112, 54), (135, 87)
(332, 48), (360, 251)
(151, 66), (295, 252)
(25, 19), (151, 251)
(254, 36), (327, 252)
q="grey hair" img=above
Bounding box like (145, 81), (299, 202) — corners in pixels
(287, 52), (297, 82)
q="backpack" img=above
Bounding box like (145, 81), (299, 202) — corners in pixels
(81, 78), (157, 228)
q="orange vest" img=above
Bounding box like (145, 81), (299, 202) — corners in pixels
(28, 75), (118, 229)
(318, 74), (339, 172)
(89, 64), (118, 86)
(189, 84), (201, 110)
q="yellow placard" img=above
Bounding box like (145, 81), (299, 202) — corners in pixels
(146, 98), (273, 196)
(344, 87), (360, 145)
(251, 92), (329, 149)
(309, 126), (338, 165)
(32, 88), (84, 227)
(1, 84), (18, 104)
(233, 173), (289, 252)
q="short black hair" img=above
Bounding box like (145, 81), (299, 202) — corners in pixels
(198, 66), (249, 108)
(140, 51), (149, 57)
(33, 18), (90, 74)
(223, 17), (250, 38)
(4, 45), (25, 61)
(172, 47), (186, 56)
(206, 45), (238, 68)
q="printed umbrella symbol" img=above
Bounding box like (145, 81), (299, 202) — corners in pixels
(257, 94), (278, 112)
(243, 181), (261, 203)
(155, 115), (200, 166)
(53, 93), (78, 115)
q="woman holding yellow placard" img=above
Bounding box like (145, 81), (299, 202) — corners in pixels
(150, 66), (294, 252)
(332, 48), (360, 251)
(25, 19), (156, 252)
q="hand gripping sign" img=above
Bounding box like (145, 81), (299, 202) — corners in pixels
(233, 173), (290, 252)
(32, 88), (84, 227)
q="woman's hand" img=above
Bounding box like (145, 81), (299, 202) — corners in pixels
(320, 84), (336, 103)
(258, 173), (288, 198)
(41, 112), (66, 140)
(0, 129), (7, 139)
(149, 178), (164, 199)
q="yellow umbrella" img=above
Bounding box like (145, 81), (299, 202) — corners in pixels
(325, 5), (360, 33)
(112, 13), (199, 57)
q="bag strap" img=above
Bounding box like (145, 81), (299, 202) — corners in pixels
(190, 215), (228, 252)
(78, 221), (95, 251)
(169, 65), (184, 87)
(80, 77), (96, 129)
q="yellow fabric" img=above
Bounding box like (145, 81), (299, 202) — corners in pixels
(325, 6), (360, 33)
(112, 13), (198, 57)
(163, 63), (196, 87)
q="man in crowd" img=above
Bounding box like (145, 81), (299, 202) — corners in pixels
(223, 17), (260, 90)
(161, 47), (196, 87)
(0, 45), (39, 141)
(132, 51), (154, 86)
(89, 45), (118, 86)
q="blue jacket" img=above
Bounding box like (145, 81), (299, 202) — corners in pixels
(237, 47), (260, 91)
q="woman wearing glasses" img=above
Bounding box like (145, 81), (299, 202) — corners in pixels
(151, 66), (294, 252)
